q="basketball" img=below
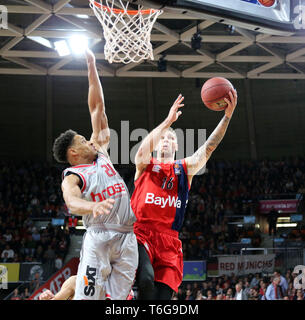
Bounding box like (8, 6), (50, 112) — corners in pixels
(258, 0), (276, 7)
(201, 77), (234, 111)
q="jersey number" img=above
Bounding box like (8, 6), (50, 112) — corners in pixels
(161, 177), (174, 190)
(102, 164), (116, 177)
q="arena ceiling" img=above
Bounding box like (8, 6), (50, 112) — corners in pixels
(1, 0), (305, 79)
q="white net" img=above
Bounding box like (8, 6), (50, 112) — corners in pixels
(89, 0), (163, 64)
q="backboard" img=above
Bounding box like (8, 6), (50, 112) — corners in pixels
(138, 0), (303, 35)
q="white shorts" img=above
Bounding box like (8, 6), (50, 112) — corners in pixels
(73, 226), (138, 300)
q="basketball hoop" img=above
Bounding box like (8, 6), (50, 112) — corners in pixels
(89, 0), (163, 64)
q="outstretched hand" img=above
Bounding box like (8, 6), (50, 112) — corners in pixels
(166, 94), (185, 125)
(224, 89), (237, 119)
(85, 48), (96, 65)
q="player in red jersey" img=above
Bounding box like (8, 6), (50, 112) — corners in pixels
(131, 90), (237, 300)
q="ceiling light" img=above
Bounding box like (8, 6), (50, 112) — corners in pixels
(278, 217), (290, 221)
(28, 36), (53, 49)
(68, 35), (88, 55)
(76, 14), (90, 19)
(54, 40), (71, 56)
(276, 223), (297, 228)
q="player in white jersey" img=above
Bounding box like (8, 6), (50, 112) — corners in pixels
(52, 49), (138, 300)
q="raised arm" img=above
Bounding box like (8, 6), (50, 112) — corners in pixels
(61, 174), (114, 217)
(185, 89), (237, 185)
(134, 94), (184, 180)
(86, 49), (110, 156)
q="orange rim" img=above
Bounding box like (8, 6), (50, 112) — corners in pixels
(90, 0), (159, 15)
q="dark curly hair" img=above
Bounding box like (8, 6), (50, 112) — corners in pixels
(53, 129), (77, 163)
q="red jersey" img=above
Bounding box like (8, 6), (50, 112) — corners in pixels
(131, 158), (190, 234)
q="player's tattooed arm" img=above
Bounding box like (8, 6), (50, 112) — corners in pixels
(86, 48), (110, 155)
(62, 174), (115, 217)
(134, 94), (184, 178)
(185, 89), (237, 181)
(186, 116), (231, 174)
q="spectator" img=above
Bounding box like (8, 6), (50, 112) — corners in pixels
(25, 235), (36, 257)
(234, 283), (248, 300)
(225, 288), (234, 300)
(259, 281), (267, 299)
(3, 229), (13, 243)
(287, 282), (295, 300)
(248, 287), (260, 300)
(172, 293), (178, 300)
(18, 238), (28, 258)
(215, 284), (223, 296)
(34, 245), (44, 262)
(274, 269), (288, 296)
(201, 282), (208, 297)
(55, 255), (63, 271)
(285, 270), (292, 283)
(185, 289), (194, 300)
(177, 287), (185, 300)
(58, 236), (68, 259)
(250, 273), (260, 288)
(216, 293), (223, 300)
(44, 245), (56, 271)
(265, 277), (283, 300)
(32, 228), (41, 242)
(0, 251), (13, 263)
(294, 289), (305, 300)
(244, 280), (251, 297)
(224, 294), (233, 300)
(50, 237), (58, 250)
(21, 287), (31, 300)
(195, 289), (204, 300)
(206, 290), (214, 300)
(29, 272), (42, 294)
(1, 244), (14, 259)
(10, 288), (22, 300)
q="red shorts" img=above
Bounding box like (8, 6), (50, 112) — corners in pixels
(134, 223), (183, 293)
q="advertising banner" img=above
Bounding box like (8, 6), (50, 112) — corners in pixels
(183, 261), (206, 281)
(19, 262), (53, 282)
(29, 257), (79, 300)
(0, 263), (20, 282)
(259, 199), (299, 214)
(218, 254), (275, 276)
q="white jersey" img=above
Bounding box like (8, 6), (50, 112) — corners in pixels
(62, 152), (136, 230)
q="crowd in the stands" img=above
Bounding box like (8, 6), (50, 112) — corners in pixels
(173, 269), (305, 300)
(1, 157), (305, 266)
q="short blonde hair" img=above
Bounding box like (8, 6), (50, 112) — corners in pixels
(166, 127), (177, 142)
